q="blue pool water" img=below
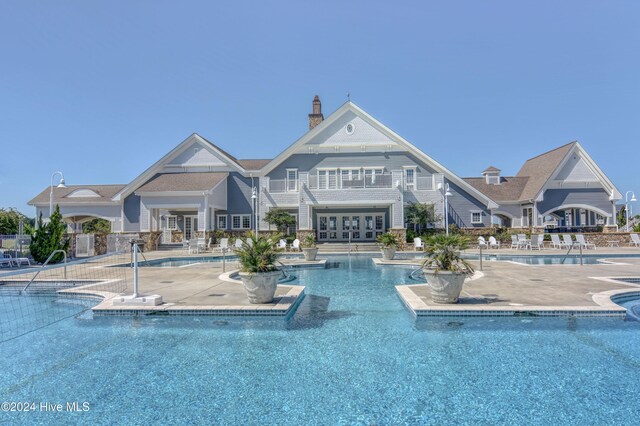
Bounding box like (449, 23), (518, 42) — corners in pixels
(2, 255), (640, 425)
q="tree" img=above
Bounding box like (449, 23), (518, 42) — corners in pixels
(0, 208), (34, 235)
(405, 202), (439, 232)
(30, 206), (69, 263)
(264, 208), (296, 235)
(82, 218), (112, 233)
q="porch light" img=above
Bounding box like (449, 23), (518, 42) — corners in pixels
(49, 171), (66, 219)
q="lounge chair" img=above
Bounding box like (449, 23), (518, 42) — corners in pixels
(215, 238), (229, 253)
(181, 239), (189, 252)
(276, 239), (287, 251)
(550, 234), (565, 249)
(510, 235), (519, 249)
(0, 249), (30, 267)
(562, 234), (575, 248)
(246, 237), (253, 247)
(414, 237), (424, 251)
(477, 236), (488, 249)
(206, 237), (213, 251)
(630, 233), (640, 247)
(197, 237), (206, 252)
(188, 238), (199, 254)
(0, 252), (13, 268)
(529, 234), (544, 250)
(516, 234), (529, 250)
(488, 236), (500, 249)
(575, 234), (596, 250)
(233, 238), (243, 250)
(290, 238), (301, 252)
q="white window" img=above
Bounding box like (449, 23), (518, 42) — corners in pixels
(403, 167), (416, 190)
(217, 215), (227, 230)
(166, 215), (177, 230)
(317, 169), (339, 189)
(231, 214), (251, 230)
(286, 169), (298, 192)
(471, 211), (482, 224)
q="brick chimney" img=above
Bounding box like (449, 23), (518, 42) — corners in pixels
(308, 95), (324, 130)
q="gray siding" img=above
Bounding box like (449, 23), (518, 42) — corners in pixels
(446, 181), (490, 228)
(227, 173), (254, 214)
(537, 188), (612, 216)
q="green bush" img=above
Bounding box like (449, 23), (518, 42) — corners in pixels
(30, 206), (69, 264)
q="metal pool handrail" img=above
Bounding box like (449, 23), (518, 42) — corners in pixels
(560, 243), (583, 265)
(21, 249), (68, 293)
(276, 260), (293, 281)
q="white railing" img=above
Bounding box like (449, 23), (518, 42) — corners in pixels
(308, 173), (394, 190)
(416, 176), (434, 190)
(269, 179), (288, 193)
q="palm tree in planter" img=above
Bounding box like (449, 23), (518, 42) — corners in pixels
(422, 234), (474, 303)
(235, 236), (281, 304)
(377, 232), (399, 260)
(301, 234), (318, 261)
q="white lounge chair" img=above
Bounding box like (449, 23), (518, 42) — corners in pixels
(276, 239), (287, 250)
(477, 236), (488, 249)
(630, 233), (640, 247)
(188, 238), (199, 254)
(0, 252), (13, 268)
(215, 238), (229, 253)
(197, 237), (206, 252)
(181, 239), (189, 252)
(510, 235), (519, 249)
(414, 237), (424, 251)
(488, 236), (500, 249)
(233, 238), (243, 250)
(575, 234), (596, 250)
(516, 234), (529, 250)
(290, 238), (301, 252)
(246, 237), (253, 247)
(550, 234), (565, 249)
(562, 234), (575, 248)
(529, 234), (544, 250)
(0, 249), (30, 266)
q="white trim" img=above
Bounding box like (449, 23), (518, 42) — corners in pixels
(286, 168), (298, 192)
(539, 204), (611, 218)
(217, 214), (227, 230)
(231, 214), (251, 230)
(403, 166), (417, 190)
(470, 211), (483, 224)
(166, 215), (178, 230)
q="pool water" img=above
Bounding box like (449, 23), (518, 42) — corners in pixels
(2, 255), (640, 424)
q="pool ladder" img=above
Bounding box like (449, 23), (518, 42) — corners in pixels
(21, 249), (68, 294)
(276, 260), (293, 281)
(560, 244), (583, 265)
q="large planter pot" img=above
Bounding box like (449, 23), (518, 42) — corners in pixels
(381, 247), (396, 261)
(422, 269), (467, 304)
(238, 270), (281, 304)
(302, 247), (318, 261)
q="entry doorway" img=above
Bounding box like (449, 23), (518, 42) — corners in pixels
(184, 216), (199, 240)
(316, 213), (384, 242)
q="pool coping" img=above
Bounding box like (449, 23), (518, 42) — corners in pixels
(395, 283), (634, 318)
(59, 283), (306, 317)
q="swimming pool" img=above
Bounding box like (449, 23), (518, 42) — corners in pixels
(468, 253), (640, 265)
(2, 255), (640, 424)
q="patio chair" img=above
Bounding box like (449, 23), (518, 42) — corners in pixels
(529, 234), (544, 250)
(181, 239), (189, 252)
(206, 237), (213, 251)
(477, 236), (488, 249)
(197, 237), (206, 252)
(246, 237), (253, 247)
(562, 234), (575, 248)
(188, 238), (199, 254)
(276, 239), (287, 251)
(630, 233), (640, 247)
(516, 234), (529, 250)
(488, 236), (501, 249)
(414, 237), (424, 251)
(233, 238), (243, 250)
(510, 235), (519, 249)
(575, 234), (596, 250)
(215, 238), (229, 253)
(0, 251), (13, 268)
(0, 249), (30, 267)
(290, 238), (301, 252)
(550, 234), (565, 249)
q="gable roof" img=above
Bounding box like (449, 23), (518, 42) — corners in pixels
(516, 141), (576, 201)
(28, 184), (126, 205)
(237, 159), (271, 170)
(260, 101), (498, 209)
(135, 172), (228, 193)
(113, 133), (244, 201)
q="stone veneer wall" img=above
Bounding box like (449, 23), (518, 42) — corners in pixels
(389, 228), (407, 251)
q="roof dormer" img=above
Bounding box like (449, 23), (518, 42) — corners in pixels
(482, 166), (501, 185)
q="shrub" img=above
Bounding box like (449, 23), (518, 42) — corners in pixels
(30, 207), (69, 264)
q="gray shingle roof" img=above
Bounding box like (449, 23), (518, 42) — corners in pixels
(135, 172), (228, 193)
(515, 141), (575, 201)
(28, 184), (126, 205)
(237, 159), (271, 170)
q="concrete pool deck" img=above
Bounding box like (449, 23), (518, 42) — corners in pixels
(4, 246), (640, 317)
(386, 246), (640, 317)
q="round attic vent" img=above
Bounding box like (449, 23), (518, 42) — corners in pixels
(345, 122), (355, 135)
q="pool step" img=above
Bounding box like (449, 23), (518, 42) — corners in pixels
(316, 243), (380, 253)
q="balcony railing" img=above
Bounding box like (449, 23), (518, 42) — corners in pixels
(308, 173), (394, 190)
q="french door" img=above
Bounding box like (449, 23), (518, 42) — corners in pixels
(316, 213), (384, 242)
(184, 216), (199, 240)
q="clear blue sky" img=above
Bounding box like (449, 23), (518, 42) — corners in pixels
(1, 1), (638, 215)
